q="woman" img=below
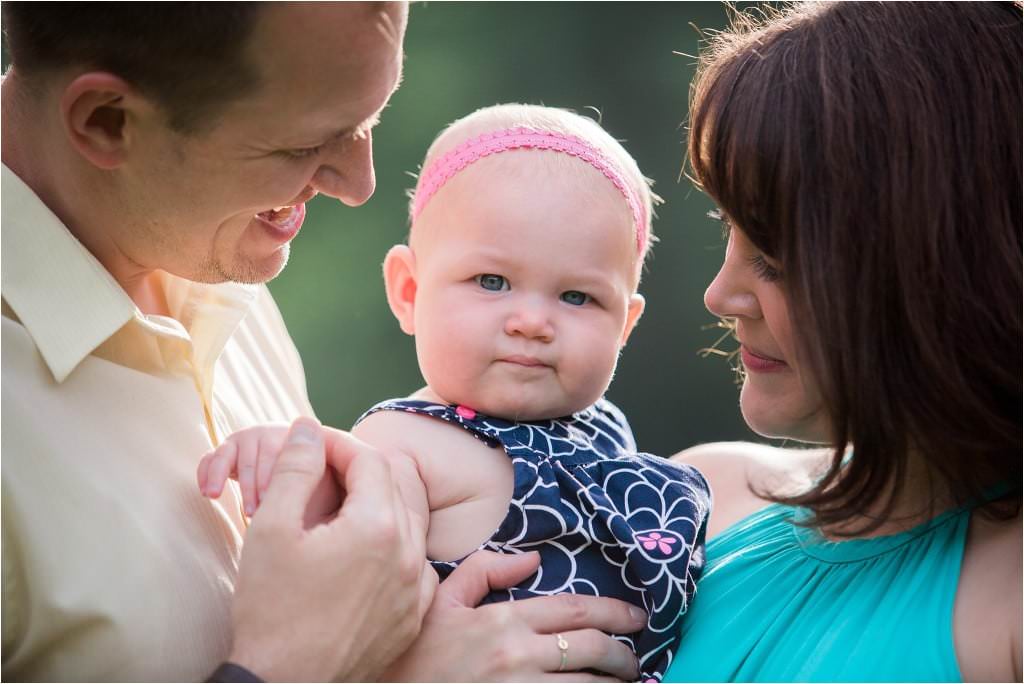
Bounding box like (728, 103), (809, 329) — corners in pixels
(665, 2), (1021, 681)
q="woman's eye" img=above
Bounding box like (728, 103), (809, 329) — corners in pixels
(476, 274), (508, 291)
(747, 255), (782, 282)
(710, 207), (782, 282)
(560, 290), (590, 306)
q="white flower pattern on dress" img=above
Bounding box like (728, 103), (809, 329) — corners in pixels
(358, 398), (710, 682)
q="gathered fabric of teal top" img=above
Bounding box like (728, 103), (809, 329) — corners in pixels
(664, 501), (970, 682)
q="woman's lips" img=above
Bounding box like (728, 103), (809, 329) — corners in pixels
(740, 345), (788, 373)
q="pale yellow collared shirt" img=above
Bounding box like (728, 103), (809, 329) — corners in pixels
(1, 164), (315, 681)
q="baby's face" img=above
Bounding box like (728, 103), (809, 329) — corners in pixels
(407, 155), (645, 420)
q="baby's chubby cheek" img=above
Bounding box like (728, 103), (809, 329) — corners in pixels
(563, 356), (617, 409)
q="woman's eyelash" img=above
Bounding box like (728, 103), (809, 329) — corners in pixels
(747, 254), (782, 282)
(709, 208), (781, 281)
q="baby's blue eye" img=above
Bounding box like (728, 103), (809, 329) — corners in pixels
(561, 290), (590, 306)
(476, 274), (508, 291)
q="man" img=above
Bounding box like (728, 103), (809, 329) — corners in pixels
(1, 3), (643, 680)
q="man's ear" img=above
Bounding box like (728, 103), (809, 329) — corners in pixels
(620, 293), (646, 347)
(383, 244), (418, 335)
(60, 72), (147, 170)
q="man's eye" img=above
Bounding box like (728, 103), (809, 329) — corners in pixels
(281, 144), (324, 160)
(560, 290), (590, 306)
(476, 274), (508, 291)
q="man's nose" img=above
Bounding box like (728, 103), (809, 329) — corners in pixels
(504, 301), (555, 342)
(309, 131), (376, 207)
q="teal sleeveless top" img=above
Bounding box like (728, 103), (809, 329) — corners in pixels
(664, 501), (972, 682)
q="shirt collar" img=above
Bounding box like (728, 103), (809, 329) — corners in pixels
(1, 163), (258, 383)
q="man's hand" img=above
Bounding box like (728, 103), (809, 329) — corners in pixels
(384, 551), (644, 682)
(227, 417), (436, 681)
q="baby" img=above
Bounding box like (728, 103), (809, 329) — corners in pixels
(199, 104), (710, 681)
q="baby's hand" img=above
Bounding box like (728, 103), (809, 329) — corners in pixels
(198, 424), (290, 516)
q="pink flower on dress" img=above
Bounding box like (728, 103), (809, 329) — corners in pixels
(636, 531), (677, 556)
(455, 405), (477, 420)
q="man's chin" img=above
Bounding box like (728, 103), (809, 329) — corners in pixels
(218, 245), (291, 285)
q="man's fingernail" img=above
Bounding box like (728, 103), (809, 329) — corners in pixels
(287, 420), (319, 445)
(629, 606), (647, 624)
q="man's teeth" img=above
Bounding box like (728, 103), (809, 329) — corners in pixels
(259, 206), (294, 221)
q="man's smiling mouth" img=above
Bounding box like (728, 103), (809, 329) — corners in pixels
(255, 203), (307, 239)
(258, 205), (298, 222)
(255, 188), (318, 234)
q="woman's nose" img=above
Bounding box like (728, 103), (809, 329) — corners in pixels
(504, 302), (555, 342)
(309, 131), (376, 207)
(704, 256), (762, 320)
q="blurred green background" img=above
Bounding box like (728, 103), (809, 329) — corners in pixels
(267, 2), (757, 456)
(0, 2), (759, 456)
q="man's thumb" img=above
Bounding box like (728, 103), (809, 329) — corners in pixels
(254, 416), (325, 525)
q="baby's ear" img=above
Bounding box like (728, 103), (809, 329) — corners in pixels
(620, 293), (646, 347)
(383, 245), (418, 335)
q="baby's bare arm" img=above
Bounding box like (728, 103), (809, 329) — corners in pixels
(352, 410), (514, 562)
(322, 423), (430, 541)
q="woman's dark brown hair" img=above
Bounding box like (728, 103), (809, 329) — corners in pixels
(688, 2), (1022, 532)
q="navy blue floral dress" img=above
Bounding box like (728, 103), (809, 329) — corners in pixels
(357, 397), (710, 682)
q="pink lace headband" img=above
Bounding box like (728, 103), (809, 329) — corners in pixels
(411, 127), (648, 253)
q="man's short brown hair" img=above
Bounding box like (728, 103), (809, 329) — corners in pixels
(2, 2), (263, 133)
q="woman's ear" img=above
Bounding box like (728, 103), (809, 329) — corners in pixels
(383, 244), (418, 335)
(60, 72), (145, 170)
(620, 293), (646, 347)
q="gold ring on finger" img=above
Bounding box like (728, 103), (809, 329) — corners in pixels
(556, 633), (570, 672)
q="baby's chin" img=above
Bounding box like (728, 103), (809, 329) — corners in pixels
(424, 374), (599, 421)
(445, 392), (587, 422)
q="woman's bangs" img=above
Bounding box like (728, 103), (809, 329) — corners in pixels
(689, 37), (804, 259)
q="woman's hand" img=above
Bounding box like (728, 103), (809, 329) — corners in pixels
(384, 550), (644, 682)
(227, 417), (436, 681)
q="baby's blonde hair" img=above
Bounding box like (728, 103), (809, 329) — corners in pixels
(410, 103), (661, 265)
